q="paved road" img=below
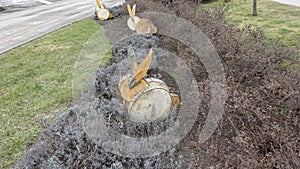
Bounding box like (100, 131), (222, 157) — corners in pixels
(273, 0), (300, 7)
(0, 0), (124, 54)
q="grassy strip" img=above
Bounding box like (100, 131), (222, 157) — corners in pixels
(0, 18), (109, 168)
(202, 0), (300, 47)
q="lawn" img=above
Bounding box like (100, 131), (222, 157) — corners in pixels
(202, 0), (300, 47)
(0, 18), (110, 168)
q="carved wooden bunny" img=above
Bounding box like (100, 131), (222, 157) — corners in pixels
(118, 47), (179, 123)
(95, 0), (112, 21)
(127, 4), (157, 34)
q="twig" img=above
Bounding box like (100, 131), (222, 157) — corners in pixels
(276, 91), (299, 106)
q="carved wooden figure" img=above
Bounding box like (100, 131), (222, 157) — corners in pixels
(118, 48), (179, 123)
(95, 0), (113, 21)
(127, 4), (157, 34)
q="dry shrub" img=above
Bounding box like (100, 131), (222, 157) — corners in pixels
(122, 0), (300, 168)
(18, 0), (299, 168)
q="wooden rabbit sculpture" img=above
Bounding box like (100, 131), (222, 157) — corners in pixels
(127, 4), (157, 34)
(118, 47), (179, 123)
(95, 0), (113, 21)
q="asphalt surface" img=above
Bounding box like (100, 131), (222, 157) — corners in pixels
(0, 0), (298, 54)
(0, 0), (124, 54)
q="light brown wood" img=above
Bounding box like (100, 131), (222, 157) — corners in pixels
(109, 13), (113, 19)
(135, 18), (157, 34)
(131, 4), (136, 16)
(97, 8), (110, 20)
(127, 16), (140, 31)
(95, 0), (101, 8)
(127, 4), (132, 17)
(132, 49), (153, 83)
(170, 94), (180, 107)
(119, 78), (149, 102)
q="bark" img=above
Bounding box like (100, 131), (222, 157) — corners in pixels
(253, 0), (258, 16)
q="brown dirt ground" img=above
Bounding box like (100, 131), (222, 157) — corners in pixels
(117, 0), (300, 168)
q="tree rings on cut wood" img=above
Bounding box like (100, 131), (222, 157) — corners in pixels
(135, 18), (157, 34)
(127, 16), (141, 31)
(127, 78), (173, 123)
(97, 8), (110, 20)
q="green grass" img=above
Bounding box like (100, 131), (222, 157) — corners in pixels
(0, 18), (110, 168)
(201, 0), (300, 47)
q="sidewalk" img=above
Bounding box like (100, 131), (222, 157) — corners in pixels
(0, 0), (124, 54)
(273, 0), (300, 7)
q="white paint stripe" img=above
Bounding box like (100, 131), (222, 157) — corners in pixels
(38, 1), (92, 14)
(35, 0), (52, 5)
(0, 0), (125, 54)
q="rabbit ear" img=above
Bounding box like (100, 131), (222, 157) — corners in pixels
(127, 46), (138, 73)
(102, 3), (106, 9)
(96, 0), (106, 9)
(127, 4), (132, 17)
(95, 0), (101, 8)
(131, 4), (136, 16)
(134, 49), (153, 82)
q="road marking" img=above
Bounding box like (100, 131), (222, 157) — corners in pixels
(36, 0), (52, 5)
